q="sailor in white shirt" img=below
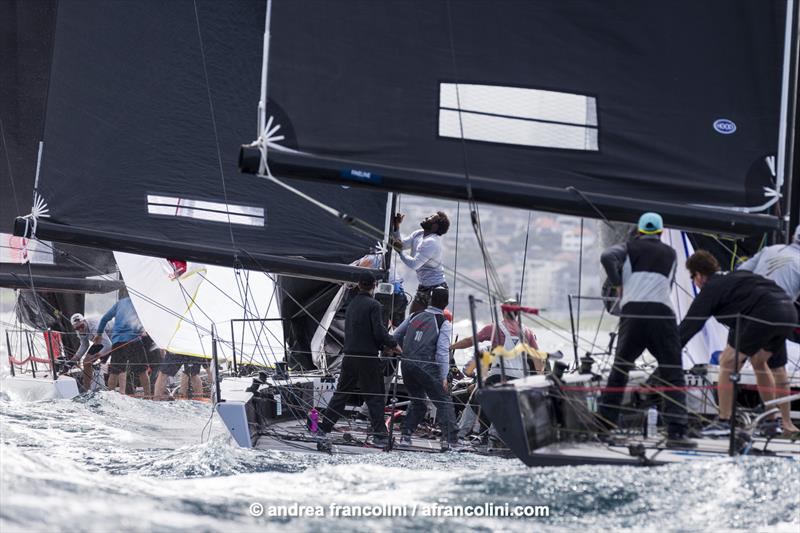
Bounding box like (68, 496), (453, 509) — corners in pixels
(392, 211), (450, 313)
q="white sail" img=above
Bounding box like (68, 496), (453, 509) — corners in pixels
(114, 252), (284, 365)
(310, 284), (346, 371)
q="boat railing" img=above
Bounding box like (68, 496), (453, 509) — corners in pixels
(5, 328), (61, 380)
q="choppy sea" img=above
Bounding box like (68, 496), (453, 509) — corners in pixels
(0, 390), (798, 532)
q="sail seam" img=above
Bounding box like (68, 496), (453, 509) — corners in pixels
(439, 107), (599, 129)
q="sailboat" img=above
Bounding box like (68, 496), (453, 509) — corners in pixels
(3, 0), (389, 408)
(233, 0), (800, 464)
(5, 0), (798, 463)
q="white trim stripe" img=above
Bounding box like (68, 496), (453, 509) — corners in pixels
(439, 83), (598, 151)
(147, 195), (264, 227)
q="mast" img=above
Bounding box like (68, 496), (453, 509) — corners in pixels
(782, 0), (800, 242)
(257, 0), (272, 176)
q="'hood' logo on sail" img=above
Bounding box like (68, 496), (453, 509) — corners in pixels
(713, 119), (737, 135)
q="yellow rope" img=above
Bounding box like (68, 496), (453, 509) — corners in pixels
(478, 343), (548, 367)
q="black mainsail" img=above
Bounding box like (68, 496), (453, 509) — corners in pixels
(240, 0), (790, 236)
(1, 0), (116, 292)
(10, 0), (388, 283)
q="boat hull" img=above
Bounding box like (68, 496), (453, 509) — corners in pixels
(478, 374), (800, 466)
(1, 375), (80, 401)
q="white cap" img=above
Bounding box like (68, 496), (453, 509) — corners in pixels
(794, 224), (800, 243)
(70, 313), (85, 326)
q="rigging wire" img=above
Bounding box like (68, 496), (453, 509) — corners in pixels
(576, 218), (584, 347)
(443, 0), (505, 309)
(1, 118), (22, 218)
(519, 211), (532, 299)
(450, 201), (460, 340)
(192, 0), (237, 251)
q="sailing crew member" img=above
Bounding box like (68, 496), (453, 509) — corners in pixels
(450, 298), (541, 444)
(70, 313), (112, 392)
(153, 352), (207, 400)
(737, 224), (800, 301)
(680, 250), (800, 435)
(597, 212), (696, 448)
(317, 272), (401, 448)
(736, 224), (800, 434)
(393, 286), (460, 450)
(450, 298), (542, 378)
(391, 211), (449, 314)
(93, 293), (151, 398)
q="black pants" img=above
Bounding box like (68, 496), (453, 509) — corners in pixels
(401, 361), (457, 443)
(320, 353), (386, 436)
(411, 282), (449, 311)
(598, 312), (688, 432)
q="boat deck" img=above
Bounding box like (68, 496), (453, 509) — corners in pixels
(252, 418), (799, 464)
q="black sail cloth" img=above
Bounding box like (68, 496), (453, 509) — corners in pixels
(250, 0), (787, 235)
(12, 0), (387, 280)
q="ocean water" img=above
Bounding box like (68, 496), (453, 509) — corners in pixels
(1, 392), (798, 532)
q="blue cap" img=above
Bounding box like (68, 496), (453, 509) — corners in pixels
(637, 212), (663, 234)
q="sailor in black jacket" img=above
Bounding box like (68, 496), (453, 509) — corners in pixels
(318, 272), (400, 447)
(598, 212), (695, 447)
(679, 250), (798, 434)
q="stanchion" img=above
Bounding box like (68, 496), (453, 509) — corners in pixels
(469, 295), (484, 388)
(212, 325), (223, 404)
(6, 331), (15, 377)
(729, 315), (741, 457)
(46, 328), (57, 381)
(568, 295), (579, 369)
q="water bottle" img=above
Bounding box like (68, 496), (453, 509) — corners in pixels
(646, 406), (658, 438)
(309, 408), (319, 433)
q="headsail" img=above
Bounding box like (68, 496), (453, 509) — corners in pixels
(115, 252), (284, 364)
(242, 0), (788, 235)
(10, 0), (388, 282)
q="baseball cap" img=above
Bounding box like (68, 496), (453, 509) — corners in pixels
(637, 212), (664, 234)
(70, 313), (85, 325)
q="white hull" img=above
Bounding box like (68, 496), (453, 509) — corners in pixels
(1, 375), (80, 401)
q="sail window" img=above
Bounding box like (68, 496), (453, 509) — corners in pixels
(147, 195), (264, 226)
(439, 83), (598, 151)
